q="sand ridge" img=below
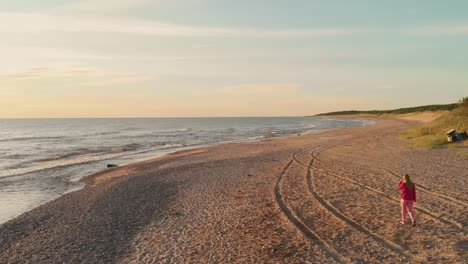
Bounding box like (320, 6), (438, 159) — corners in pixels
(0, 118), (466, 263)
(390, 111), (450, 123)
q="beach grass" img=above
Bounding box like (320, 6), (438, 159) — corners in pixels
(400, 97), (468, 151)
(316, 103), (458, 116)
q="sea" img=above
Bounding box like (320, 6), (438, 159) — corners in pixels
(0, 117), (373, 224)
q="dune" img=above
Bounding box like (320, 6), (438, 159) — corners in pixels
(391, 111), (450, 123)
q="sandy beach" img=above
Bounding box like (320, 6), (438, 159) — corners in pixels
(0, 118), (466, 263)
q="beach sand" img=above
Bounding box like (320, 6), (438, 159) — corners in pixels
(0, 118), (466, 263)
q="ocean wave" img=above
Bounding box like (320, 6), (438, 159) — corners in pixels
(0, 143), (188, 179)
(115, 131), (193, 140)
(159, 143), (184, 149)
(34, 143), (145, 163)
(0, 118), (373, 179)
(108, 143), (143, 152)
(175, 128), (191, 132)
(36, 155), (62, 162)
(2, 154), (32, 159)
(34, 149), (96, 163)
(88, 131), (121, 137)
(302, 129), (319, 135)
(360, 120), (376, 126)
(242, 136), (266, 142)
(264, 131), (276, 138)
(0, 136), (65, 143)
(122, 127), (191, 133)
(148, 128), (192, 134)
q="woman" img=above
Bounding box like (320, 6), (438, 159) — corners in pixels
(398, 174), (416, 227)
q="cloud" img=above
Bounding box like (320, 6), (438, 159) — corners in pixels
(78, 75), (154, 87)
(414, 24), (468, 35)
(0, 68), (153, 89)
(222, 84), (300, 95)
(0, 68), (104, 80)
(0, 45), (109, 74)
(61, 0), (155, 12)
(0, 46), (106, 61)
(0, 12), (364, 37)
(0, 69), (382, 118)
(59, 0), (203, 13)
(179, 90), (373, 117)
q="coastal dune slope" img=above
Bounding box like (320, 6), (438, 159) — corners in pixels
(0, 118), (466, 263)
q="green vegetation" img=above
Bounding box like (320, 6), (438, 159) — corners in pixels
(400, 97), (468, 150)
(315, 97), (468, 155)
(317, 103), (458, 116)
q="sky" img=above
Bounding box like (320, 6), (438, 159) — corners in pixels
(0, 0), (467, 118)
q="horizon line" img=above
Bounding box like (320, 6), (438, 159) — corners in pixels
(0, 115), (316, 120)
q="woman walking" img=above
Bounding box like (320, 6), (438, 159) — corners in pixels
(398, 174), (417, 227)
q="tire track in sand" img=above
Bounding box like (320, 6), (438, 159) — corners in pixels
(294, 147), (411, 259)
(307, 148), (465, 230)
(310, 146), (468, 211)
(371, 135), (468, 208)
(274, 152), (348, 263)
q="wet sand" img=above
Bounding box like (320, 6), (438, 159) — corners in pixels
(0, 118), (466, 263)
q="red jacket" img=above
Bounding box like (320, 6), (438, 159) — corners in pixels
(398, 181), (416, 201)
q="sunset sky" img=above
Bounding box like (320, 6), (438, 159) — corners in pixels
(1, 0), (467, 118)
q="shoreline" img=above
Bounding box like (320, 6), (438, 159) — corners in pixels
(0, 116), (374, 225)
(1, 117), (465, 263)
(80, 118), (374, 186)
